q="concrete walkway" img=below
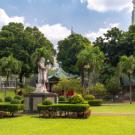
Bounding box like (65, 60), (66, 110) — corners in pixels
(92, 112), (135, 116)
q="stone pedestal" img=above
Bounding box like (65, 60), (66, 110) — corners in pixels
(24, 92), (58, 112)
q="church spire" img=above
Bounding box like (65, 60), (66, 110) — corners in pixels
(132, 0), (135, 24)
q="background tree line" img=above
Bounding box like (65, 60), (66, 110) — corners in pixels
(57, 25), (135, 103)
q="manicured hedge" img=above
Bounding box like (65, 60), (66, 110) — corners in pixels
(38, 104), (90, 118)
(0, 103), (24, 117)
(88, 99), (103, 106)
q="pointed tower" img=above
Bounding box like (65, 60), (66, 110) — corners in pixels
(132, 0), (135, 24)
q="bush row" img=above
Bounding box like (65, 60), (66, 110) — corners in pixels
(38, 104), (90, 118)
(4, 95), (23, 104)
(88, 99), (103, 106)
(0, 103), (24, 117)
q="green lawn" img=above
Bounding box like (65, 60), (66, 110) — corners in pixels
(91, 104), (135, 113)
(0, 115), (135, 135)
(0, 102), (135, 135)
(0, 89), (15, 100)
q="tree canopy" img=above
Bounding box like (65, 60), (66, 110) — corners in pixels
(57, 33), (91, 75)
(0, 22), (54, 83)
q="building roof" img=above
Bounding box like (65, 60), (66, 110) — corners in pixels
(48, 67), (78, 80)
(48, 68), (70, 80)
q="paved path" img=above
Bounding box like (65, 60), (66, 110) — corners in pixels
(92, 112), (135, 116)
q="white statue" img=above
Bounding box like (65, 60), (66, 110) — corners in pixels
(36, 57), (48, 93)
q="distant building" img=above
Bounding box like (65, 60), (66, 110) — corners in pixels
(132, 0), (135, 24)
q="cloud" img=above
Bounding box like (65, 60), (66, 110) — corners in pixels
(81, 0), (132, 12)
(85, 23), (120, 41)
(38, 24), (71, 48)
(0, 8), (25, 27)
(0, 8), (71, 47)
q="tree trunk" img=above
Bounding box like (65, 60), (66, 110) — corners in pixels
(81, 68), (84, 87)
(19, 72), (24, 85)
(129, 74), (132, 104)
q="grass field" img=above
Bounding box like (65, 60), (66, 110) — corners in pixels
(0, 91), (135, 135)
(0, 89), (15, 100)
(0, 115), (135, 135)
(0, 104), (135, 135)
(91, 104), (135, 114)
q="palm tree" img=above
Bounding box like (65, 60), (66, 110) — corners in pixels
(0, 55), (22, 97)
(118, 55), (135, 104)
(32, 47), (53, 67)
(0, 55), (22, 81)
(77, 46), (105, 90)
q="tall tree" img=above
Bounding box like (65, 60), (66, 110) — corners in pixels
(94, 27), (123, 66)
(118, 55), (135, 104)
(0, 23), (54, 83)
(57, 33), (91, 75)
(77, 46), (105, 88)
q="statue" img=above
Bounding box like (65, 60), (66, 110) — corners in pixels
(36, 57), (48, 93)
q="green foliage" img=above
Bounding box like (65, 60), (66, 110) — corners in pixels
(11, 99), (21, 104)
(53, 78), (83, 93)
(4, 96), (12, 102)
(22, 85), (35, 94)
(59, 96), (66, 102)
(118, 55), (135, 104)
(0, 55), (22, 80)
(42, 99), (53, 105)
(0, 23), (54, 83)
(89, 83), (106, 98)
(14, 95), (22, 100)
(77, 46), (105, 86)
(0, 98), (3, 102)
(94, 27), (123, 66)
(83, 95), (95, 101)
(57, 33), (91, 74)
(106, 76), (121, 99)
(0, 103), (23, 116)
(88, 99), (103, 106)
(69, 95), (84, 104)
(31, 47), (54, 68)
(38, 104), (90, 118)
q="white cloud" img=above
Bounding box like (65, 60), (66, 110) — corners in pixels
(81, 0), (132, 12)
(85, 23), (120, 41)
(38, 24), (71, 48)
(0, 8), (71, 47)
(0, 8), (25, 28)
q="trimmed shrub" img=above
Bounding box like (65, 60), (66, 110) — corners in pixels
(43, 99), (53, 105)
(69, 95), (84, 104)
(59, 96), (66, 102)
(88, 99), (103, 106)
(5, 96), (12, 102)
(84, 95), (95, 101)
(38, 104), (90, 118)
(59, 101), (69, 104)
(11, 99), (21, 104)
(22, 85), (35, 94)
(14, 95), (22, 100)
(0, 103), (24, 117)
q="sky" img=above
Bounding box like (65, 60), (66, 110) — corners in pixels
(0, 0), (133, 48)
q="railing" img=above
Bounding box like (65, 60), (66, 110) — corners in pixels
(0, 81), (17, 89)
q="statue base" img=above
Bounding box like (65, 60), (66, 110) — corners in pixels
(24, 92), (58, 113)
